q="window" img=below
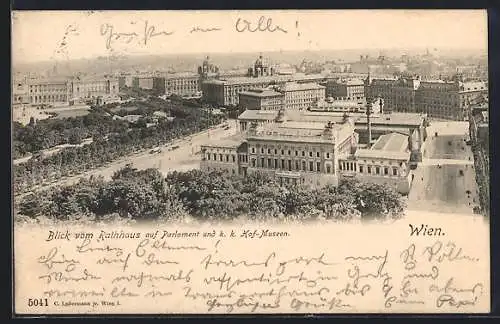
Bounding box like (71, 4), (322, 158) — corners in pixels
(281, 160), (285, 169)
(232, 156), (236, 162)
(281, 150), (284, 155)
(384, 167), (389, 175)
(309, 152), (313, 157)
(393, 168), (398, 176)
(326, 165), (331, 173)
(359, 165), (363, 173)
(268, 149), (271, 154)
(288, 160), (292, 171)
(302, 151), (305, 157)
(316, 162), (321, 172)
(316, 152), (320, 158)
(295, 151), (298, 156)
(268, 158), (272, 167)
(261, 148), (264, 154)
(232, 169), (235, 175)
(295, 161), (299, 170)
(302, 161), (306, 171)
(309, 161), (314, 172)
(226, 155), (229, 162)
(288, 150), (291, 155)
(368, 166), (372, 174)
(261, 158), (265, 167)
(251, 159), (256, 167)
(207, 154), (211, 160)
(326, 152), (330, 159)
(376, 167), (380, 175)
(219, 154), (223, 161)
(251, 147), (255, 153)
(274, 149), (278, 154)
(274, 159), (278, 168)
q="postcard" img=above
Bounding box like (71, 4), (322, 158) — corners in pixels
(12, 10), (490, 315)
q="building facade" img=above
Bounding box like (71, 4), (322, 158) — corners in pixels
(415, 79), (487, 120)
(201, 118), (413, 194)
(238, 109), (427, 155)
(201, 55), (327, 107)
(238, 89), (285, 111)
(69, 77), (119, 102)
(118, 75), (134, 88)
(310, 97), (384, 114)
(165, 72), (200, 97)
(13, 82), (30, 105)
(202, 119), (358, 187)
(25, 76), (119, 106)
(133, 76), (155, 90)
(364, 74), (488, 120)
(338, 132), (412, 194)
(28, 79), (70, 105)
(326, 79), (365, 101)
(276, 82), (326, 110)
(202, 77), (279, 106)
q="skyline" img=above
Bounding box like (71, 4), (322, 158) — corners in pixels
(12, 10), (488, 64)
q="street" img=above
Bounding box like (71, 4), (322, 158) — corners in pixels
(408, 121), (480, 215)
(15, 119), (238, 199)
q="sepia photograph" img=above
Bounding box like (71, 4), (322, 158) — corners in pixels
(12, 10), (490, 315)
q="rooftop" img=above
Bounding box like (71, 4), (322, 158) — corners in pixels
(318, 99), (365, 108)
(203, 73), (326, 86)
(239, 88), (283, 98)
(371, 133), (408, 152)
(247, 120), (354, 144)
(355, 149), (410, 160)
(329, 79), (364, 86)
(238, 110), (426, 127)
(202, 133), (245, 148)
(280, 82), (325, 92)
(165, 72), (199, 79)
(28, 78), (69, 85)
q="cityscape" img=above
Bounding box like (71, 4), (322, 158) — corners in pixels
(12, 11), (489, 224)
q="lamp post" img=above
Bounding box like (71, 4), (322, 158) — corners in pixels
(366, 101), (372, 148)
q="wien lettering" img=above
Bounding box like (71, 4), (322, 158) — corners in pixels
(409, 224), (445, 236)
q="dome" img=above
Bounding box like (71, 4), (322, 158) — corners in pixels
(255, 55), (267, 67)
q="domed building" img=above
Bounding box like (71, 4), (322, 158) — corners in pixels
(198, 56), (219, 79)
(247, 54), (276, 77)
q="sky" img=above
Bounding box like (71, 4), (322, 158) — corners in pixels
(12, 10), (488, 64)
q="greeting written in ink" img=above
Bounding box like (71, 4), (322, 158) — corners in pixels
(96, 15), (295, 50)
(20, 228), (487, 313)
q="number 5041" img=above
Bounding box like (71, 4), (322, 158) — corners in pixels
(28, 298), (48, 307)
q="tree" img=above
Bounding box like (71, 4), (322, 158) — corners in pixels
(19, 194), (42, 218)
